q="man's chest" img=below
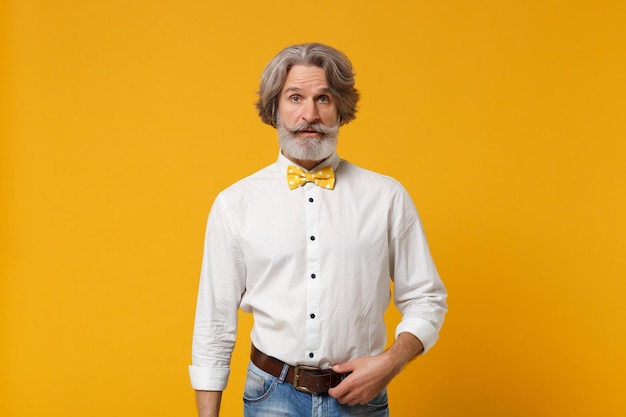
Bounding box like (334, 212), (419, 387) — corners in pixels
(234, 188), (391, 268)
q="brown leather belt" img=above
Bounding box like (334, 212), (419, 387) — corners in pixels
(250, 345), (344, 394)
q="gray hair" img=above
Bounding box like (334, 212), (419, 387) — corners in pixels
(255, 43), (360, 128)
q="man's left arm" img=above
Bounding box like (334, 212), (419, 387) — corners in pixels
(328, 332), (424, 405)
(330, 187), (447, 405)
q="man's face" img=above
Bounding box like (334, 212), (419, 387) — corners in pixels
(277, 65), (339, 164)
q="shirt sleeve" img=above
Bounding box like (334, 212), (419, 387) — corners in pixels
(189, 194), (247, 390)
(389, 186), (448, 353)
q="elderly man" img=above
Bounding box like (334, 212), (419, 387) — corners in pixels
(189, 43), (447, 417)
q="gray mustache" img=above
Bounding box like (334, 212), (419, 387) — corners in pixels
(287, 123), (336, 134)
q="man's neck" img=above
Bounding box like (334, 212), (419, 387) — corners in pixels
(282, 152), (326, 171)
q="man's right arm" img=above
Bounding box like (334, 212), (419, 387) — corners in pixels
(191, 196), (244, 415)
(195, 390), (222, 417)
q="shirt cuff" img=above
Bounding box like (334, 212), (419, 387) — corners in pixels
(395, 318), (440, 353)
(188, 365), (230, 391)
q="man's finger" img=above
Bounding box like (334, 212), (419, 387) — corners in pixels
(332, 360), (355, 374)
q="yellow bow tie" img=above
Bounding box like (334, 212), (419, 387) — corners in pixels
(287, 165), (335, 190)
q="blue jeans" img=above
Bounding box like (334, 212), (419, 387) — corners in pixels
(243, 361), (389, 417)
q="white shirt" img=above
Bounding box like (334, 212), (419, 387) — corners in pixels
(189, 151), (447, 391)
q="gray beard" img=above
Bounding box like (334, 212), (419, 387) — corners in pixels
(277, 119), (339, 163)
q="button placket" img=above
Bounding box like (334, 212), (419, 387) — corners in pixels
(304, 183), (321, 359)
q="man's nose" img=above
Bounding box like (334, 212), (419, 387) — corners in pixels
(301, 100), (320, 124)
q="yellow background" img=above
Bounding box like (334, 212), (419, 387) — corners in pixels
(2, 0), (625, 416)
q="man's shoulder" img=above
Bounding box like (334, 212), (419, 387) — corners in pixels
(340, 159), (405, 190)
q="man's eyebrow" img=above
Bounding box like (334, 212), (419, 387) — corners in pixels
(283, 87), (302, 94)
(282, 86), (332, 95)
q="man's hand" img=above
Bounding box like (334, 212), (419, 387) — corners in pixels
(328, 333), (424, 406)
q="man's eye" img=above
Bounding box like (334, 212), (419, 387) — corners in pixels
(318, 96), (330, 103)
(290, 96), (301, 102)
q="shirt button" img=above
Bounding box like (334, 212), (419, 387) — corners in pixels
(309, 198), (314, 202)
(310, 274), (316, 279)
(310, 314), (316, 319)
(310, 236), (315, 241)
(309, 353), (314, 358)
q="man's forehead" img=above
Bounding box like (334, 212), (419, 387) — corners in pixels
(283, 65), (328, 87)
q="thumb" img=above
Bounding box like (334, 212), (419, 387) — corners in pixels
(332, 361), (354, 374)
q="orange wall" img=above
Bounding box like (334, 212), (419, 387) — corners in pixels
(2, 1), (625, 416)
